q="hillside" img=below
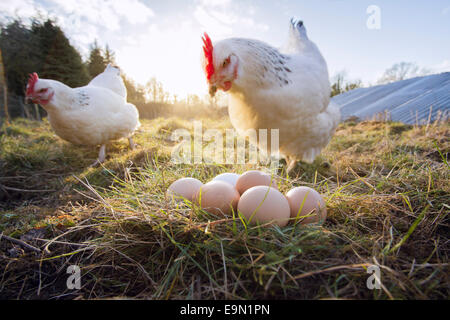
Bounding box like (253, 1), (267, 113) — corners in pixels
(0, 117), (449, 299)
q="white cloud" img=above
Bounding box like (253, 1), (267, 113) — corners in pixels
(0, 0), (269, 97)
(198, 0), (232, 9)
(431, 60), (450, 73)
(109, 0), (154, 24)
(0, 0), (40, 20)
(193, 0), (269, 39)
(194, 6), (233, 37)
(0, 0), (154, 39)
(45, 0), (154, 33)
(0, 0), (155, 54)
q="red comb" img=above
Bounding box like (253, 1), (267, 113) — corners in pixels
(202, 32), (214, 81)
(26, 72), (39, 96)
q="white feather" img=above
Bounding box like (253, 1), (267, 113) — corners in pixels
(88, 64), (127, 99)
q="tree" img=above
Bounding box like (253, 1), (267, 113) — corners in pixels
(330, 71), (362, 97)
(104, 44), (116, 65)
(145, 77), (168, 103)
(344, 80), (362, 92)
(186, 94), (201, 106)
(377, 62), (430, 85)
(87, 42), (116, 79)
(0, 19), (40, 97)
(123, 75), (145, 106)
(0, 47), (10, 125)
(32, 19), (90, 88)
(0, 18), (90, 118)
(87, 40), (106, 78)
(0, 19), (42, 118)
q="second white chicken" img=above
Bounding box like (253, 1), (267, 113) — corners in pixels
(25, 65), (140, 166)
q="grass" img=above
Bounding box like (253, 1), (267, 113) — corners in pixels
(0, 116), (448, 299)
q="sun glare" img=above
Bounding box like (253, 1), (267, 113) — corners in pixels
(114, 23), (210, 100)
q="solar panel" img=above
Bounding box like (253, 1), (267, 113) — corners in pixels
(332, 72), (450, 124)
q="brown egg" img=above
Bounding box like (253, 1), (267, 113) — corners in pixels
(237, 186), (290, 227)
(194, 181), (240, 216)
(166, 177), (203, 202)
(285, 187), (327, 225)
(235, 170), (278, 195)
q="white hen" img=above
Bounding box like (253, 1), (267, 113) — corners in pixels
(25, 66), (140, 165)
(88, 64), (127, 99)
(202, 19), (340, 172)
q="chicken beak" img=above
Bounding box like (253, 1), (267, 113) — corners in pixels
(209, 85), (217, 97)
(25, 96), (39, 104)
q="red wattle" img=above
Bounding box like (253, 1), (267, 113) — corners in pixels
(223, 81), (232, 91)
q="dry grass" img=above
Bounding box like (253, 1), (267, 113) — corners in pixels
(0, 117), (448, 299)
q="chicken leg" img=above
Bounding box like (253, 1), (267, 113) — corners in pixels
(90, 144), (106, 167)
(128, 137), (136, 150)
(286, 157), (298, 174)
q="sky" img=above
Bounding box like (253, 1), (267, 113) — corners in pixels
(1, 0), (449, 98)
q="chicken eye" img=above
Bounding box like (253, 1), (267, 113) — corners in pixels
(223, 57), (230, 68)
(39, 88), (47, 93)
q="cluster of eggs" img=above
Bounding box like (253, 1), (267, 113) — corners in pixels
(166, 170), (327, 227)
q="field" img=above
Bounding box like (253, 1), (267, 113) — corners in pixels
(0, 116), (449, 299)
